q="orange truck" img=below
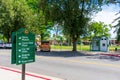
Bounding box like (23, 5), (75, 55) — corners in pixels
(40, 41), (51, 52)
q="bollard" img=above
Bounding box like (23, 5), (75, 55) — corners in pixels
(115, 48), (117, 51)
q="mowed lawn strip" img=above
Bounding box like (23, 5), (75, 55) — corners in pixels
(51, 45), (120, 51)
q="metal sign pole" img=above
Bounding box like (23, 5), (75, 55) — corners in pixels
(22, 64), (26, 80)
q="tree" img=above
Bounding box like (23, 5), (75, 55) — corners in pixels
(88, 21), (111, 38)
(39, 0), (107, 51)
(0, 0), (33, 42)
(26, 0), (53, 41)
(108, 0), (120, 3)
(110, 1), (120, 41)
(113, 12), (120, 41)
(0, 0), (14, 42)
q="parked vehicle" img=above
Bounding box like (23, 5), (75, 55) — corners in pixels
(0, 43), (5, 49)
(5, 42), (12, 49)
(0, 42), (12, 49)
(40, 41), (50, 52)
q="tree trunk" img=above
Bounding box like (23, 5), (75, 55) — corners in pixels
(72, 38), (77, 51)
(7, 37), (9, 42)
(68, 38), (72, 46)
(40, 33), (44, 41)
(6, 35), (11, 42)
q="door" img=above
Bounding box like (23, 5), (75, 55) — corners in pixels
(92, 40), (99, 51)
(100, 39), (108, 52)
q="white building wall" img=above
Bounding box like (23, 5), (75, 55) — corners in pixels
(100, 37), (109, 52)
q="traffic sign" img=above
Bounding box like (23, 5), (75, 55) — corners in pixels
(11, 28), (35, 65)
(11, 32), (16, 64)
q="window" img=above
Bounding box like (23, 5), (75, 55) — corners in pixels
(102, 43), (105, 46)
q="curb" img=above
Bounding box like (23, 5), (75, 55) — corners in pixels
(0, 66), (51, 80)
(101, 53), (120, 58)
(0, 66), (63, 80)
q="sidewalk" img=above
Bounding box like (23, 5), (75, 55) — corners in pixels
(0, 66), (63, 80)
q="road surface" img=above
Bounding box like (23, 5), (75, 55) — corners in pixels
(1, 49), (120, 80)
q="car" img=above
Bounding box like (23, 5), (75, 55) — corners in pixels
(40, 41), (51, 52)
(4, 42), (12, 49)
(0, 43), (5, 49)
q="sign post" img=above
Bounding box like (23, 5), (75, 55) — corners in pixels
(22, 64), (26, 80)
(11, 28), (35, 80)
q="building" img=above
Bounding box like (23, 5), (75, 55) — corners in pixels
(91, 36), (109, 52)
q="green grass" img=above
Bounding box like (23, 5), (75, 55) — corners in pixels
(109, 45), (120, 51)
(51, 45), (120, 51)
(51, 45), (90, 51)
(51, 45), (73, 50)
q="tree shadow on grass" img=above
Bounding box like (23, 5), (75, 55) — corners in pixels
(35, 50), (93, 57)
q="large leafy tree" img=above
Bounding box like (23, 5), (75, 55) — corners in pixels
(0, 0), (14, 42)
(26, 0), (53, 41)
(39, 0), (107, 51)
(111, 0), (120, 41)
(88, 21), (111, 38)
(113, 12), (120, 41)
(0, 0), (33, 42)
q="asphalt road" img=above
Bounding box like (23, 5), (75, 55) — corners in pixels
(1, 49), (120, 80)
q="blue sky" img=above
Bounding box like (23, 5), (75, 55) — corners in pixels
(93, 4), (120, 38)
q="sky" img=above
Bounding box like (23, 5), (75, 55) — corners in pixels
(93, 4), (120, 38)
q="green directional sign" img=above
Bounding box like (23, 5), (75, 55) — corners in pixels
(11, 32), (16, 64)
(11, 28), (35, 65)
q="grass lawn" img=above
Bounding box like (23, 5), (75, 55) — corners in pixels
(51, 45), (120, 51)
(51, 45), (90, 51)
(109, 45), (120, 51)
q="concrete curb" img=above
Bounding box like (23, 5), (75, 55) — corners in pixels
(101, 53), (120, 58)
(0, 66), (63, 80)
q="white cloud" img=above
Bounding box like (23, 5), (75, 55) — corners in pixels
(93, 11), (116, 24)
(93, 4), (120, 38)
